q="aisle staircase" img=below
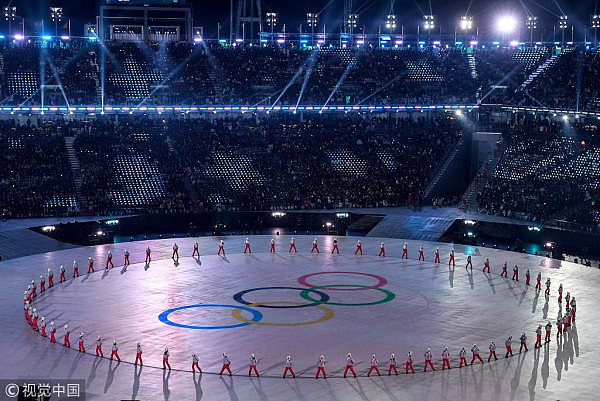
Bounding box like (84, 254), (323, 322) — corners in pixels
(90, 51), (101, 104)
(347, 215), (384, 235)
(366, 214), (455, 241)
(64, 136), (86, 208)
(467, 53), (477, 79)
(461, 139), (508, 211)
(520, 54), (559, 89)
(422, 137), (466, 200)
(166, 136), (175, 152)
(167, 136), (200, 206)
(207, 71), (224, 101)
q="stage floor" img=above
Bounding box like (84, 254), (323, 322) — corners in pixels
(0, 235), (597, 400)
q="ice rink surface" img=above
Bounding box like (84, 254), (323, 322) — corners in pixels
(0, 235), (597, 400)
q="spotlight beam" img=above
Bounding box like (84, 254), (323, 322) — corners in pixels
(11, 47), (89, 108)
(527, 0), (559, 17)
(465, 0), (475, 16)
(93, 39), (131, 109)
(96, 39), (127, 75)
(197, 42), (228, 100)
(354, 0), (378, 16)
(318, 0), (336, 15)
(354, 71), (407, 107)
(551, 0), (565, 17)
(45, 55), (71, 108)
(226, 85), (285, 108)
(515, 0), (533, 17)
(411, 0), (425, 17)
(40, 46), (45, 111)
(229, 79), (289, 108)
(474, 65), (521, 107)
(295, 50), (319, 111)
(323, 51), (362, 109)
(268, 57), (310, 111)
(137, 46), (205, 108)
(511, 80), (548, 109)
(269, 68), (304, 111)
(251, 87), (286, 108)
(474, 65), (548, 111)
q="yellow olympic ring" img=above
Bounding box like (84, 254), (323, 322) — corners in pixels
(231, 301), (334, 326)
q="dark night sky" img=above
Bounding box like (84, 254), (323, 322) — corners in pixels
(5, 0), (600, 38)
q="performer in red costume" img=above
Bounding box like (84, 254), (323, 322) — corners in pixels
(332, 239), (340, 254)
(344, 353), (356, 378)
(311, 238), (320, 254)
(367, 355), (381, 376)
(316, 355), (327, 379)
(283, 356), (295, 378)
(355, 240), (363, 255)
(219, 353), (232, 376)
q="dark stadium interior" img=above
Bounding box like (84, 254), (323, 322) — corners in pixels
(2, 1), (600, 400)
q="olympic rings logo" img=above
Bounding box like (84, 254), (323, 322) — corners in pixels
(159, 271), (395, 329)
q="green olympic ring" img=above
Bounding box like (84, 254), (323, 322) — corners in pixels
(299, 284), (396, 306)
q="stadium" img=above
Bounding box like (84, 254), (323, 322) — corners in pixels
(1, 0), (599, 400)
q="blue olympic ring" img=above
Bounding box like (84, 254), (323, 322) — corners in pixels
(158, 304), (263, 329)
(233, 286), (330, 308)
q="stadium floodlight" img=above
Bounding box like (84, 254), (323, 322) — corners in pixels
(386, 14), (397, 32)
(307, 13), (318, 45)
(4, 5), (15, 21)
(266, 12), (278, 42)
(497, 16), (517, 33)
(558, 15), (568, 29)
(347, 13), (359, 34)
(526, 16), (537, 45)
(49, 7), (63, 36)
(460, 16), (473, 31)
(266, 12), (277, 29)
(592, 15), (600, 44)
(50, 7), (62, 22)
(4, 5), (16, 36)
(526, 16), (538, 30)
(423, 15), (435, 30)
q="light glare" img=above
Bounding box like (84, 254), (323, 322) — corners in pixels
(497, 16), (517, 33)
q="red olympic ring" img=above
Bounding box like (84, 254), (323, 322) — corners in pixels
(297, 271), (388, 291)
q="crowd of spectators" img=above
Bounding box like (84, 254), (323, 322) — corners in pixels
(99, 45), (480, 106)
(2, 112), (600, 230)
(2, 41), (600, 229)
(0, 120), (76, 218)
(5, 40), (596, 108)
(172, 114), (462, 211)
(0, 41), (99, 105)
(0, 114), (462, 216)
(476, 117), (600, 228)
(73, 118), (191, 215)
